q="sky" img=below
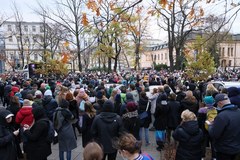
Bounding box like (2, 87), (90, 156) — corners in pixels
(0, 0), (239, 41)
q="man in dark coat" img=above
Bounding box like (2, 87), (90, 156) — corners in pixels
(0, 109), (18, 160)
(91, 100), (124, 160)
(228, 87), (240, 108)
(42, 90), (58, 121)
(23, 106), (52, 160)
(209, 94), (240, 160)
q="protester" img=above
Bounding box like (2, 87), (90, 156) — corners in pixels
(53, 99), (77, 160)
(82, 101), (96, 147)
(23, 106), (52, 160)
(209, 93), (240, 160)
(83, 142), (103, 160)
(173, 109), (203, 160)
(91, 100), (124, 160)
(116, 133), (154, 160)
(0, 109), (19, 160)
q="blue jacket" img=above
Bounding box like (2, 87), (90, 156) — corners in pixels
(209, 104), (240, 154)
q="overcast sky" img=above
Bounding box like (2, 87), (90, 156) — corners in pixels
(0, 0), (239, 40)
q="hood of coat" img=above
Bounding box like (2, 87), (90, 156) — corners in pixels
(0, 109), (13, 126)
(32, 106), (47, 121)
(126, 93), (134, 102)
(98, 112), (118, 123)
(42, 96), (52, 105)
(181, 120), (199, 136)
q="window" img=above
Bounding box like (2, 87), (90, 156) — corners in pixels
(229, 60), (232, 66)
(228, 48), (230, 56)
(33, 36), (37, 42)
(158, 54), (160, 60)
(40, 26), (44, 32)
(7, 25), (12, 31)
(222, 47), (225, 57)
(32, 26), (36, 32)
(24, 25), (28, 32)
(219, 47), (221, 56)
(34, 54), (38, 61)
(15, 25), (20, 32)
(231, 48), (234, 57)
(165, 53), (167, 60)
(9, 36), (13, 42)
(161, 53), (163, 60)
(10, 53), (14, 60)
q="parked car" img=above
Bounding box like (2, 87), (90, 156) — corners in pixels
(212, 81), (240, 91)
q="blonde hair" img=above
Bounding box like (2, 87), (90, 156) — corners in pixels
(83, 142), (103, 160)
(206, 83), (218, 92)
(181, 109), (197, 121)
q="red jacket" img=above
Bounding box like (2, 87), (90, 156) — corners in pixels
(15, 106), (34, 126)
(10, 86), (20, 97)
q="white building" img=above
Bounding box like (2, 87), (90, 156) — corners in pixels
(0, 21), (46, 71)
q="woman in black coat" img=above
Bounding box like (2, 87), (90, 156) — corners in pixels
(23, 107), (52, 160)
(138, 91), (151, 146)
(173, 109), (203, 160)
(154, 94), (169, 150)
(82, 101), (96, 147)
(0, 109), (18, 160)
(122, 102), (140, 140)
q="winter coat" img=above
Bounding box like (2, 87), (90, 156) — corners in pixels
(181, 98), (199, 115)
(138, 97), (151, 128)
(176, 91), (186, 103)
(122, 110), (140, 140)
(167, 100), (181, 130)
(209, 104), (240, 155)
(228, 87), (240, 108)
(148, 93), (159, 114)
(23, 107), (51, 160)
(15, 106), (34, 127)
(173, 120), (203, 160)
(68, 99), (79, 120)
(82, 113), (95, 147)
(130, 90), (139, 102)
(91, 112), (124, 154)
(0, 110), (17, 160)
(42, 96), (58, 121)
(154, 103), (169, 130)
(54, 107), (77, 151)
(20, 88), (31, 100)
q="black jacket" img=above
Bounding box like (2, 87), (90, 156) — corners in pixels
(209, 104), (240, 155)
(91, 112), (124, 153)
(167, 100), (181, 129)
(173, 121), (203, 160)
(23, 107), (51, 160)
(42, 96), (58, 121)
(82, 113), (95, 147)
(154, 103), (169, 130)
(0, 110), (17, 160)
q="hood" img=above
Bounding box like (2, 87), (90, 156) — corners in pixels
(126, 93), (134, 102)
(32, 106), (47, 121)
(228, 87), (240, 97)
(42, 96), (52, 105)
(99, 112), (118, 123)
(0, 109), (13, 126)
(181, 120), (199, 136)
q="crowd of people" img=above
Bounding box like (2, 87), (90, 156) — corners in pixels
(0, 69), (240, 160)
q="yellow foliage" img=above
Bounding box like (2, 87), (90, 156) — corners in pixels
(87, 0), (98, 11)
(159, 0), (168, 8)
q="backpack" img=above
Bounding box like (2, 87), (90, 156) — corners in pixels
(53, 109), (65, 132)
(205, 108), (217, 130)
(39, 119), (55, 143)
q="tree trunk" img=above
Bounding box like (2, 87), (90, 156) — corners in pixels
(108, 57), (111, 72)
(135, 43), (140, 70)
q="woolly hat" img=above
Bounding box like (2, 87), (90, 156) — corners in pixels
(203, 96), (215, 106)
(102, 100), (114, 112)
(34, 90), (42, 98)
(96, 91), (103, 99)
(44, 90), (52, 96)
(126, 102), (137, 112)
